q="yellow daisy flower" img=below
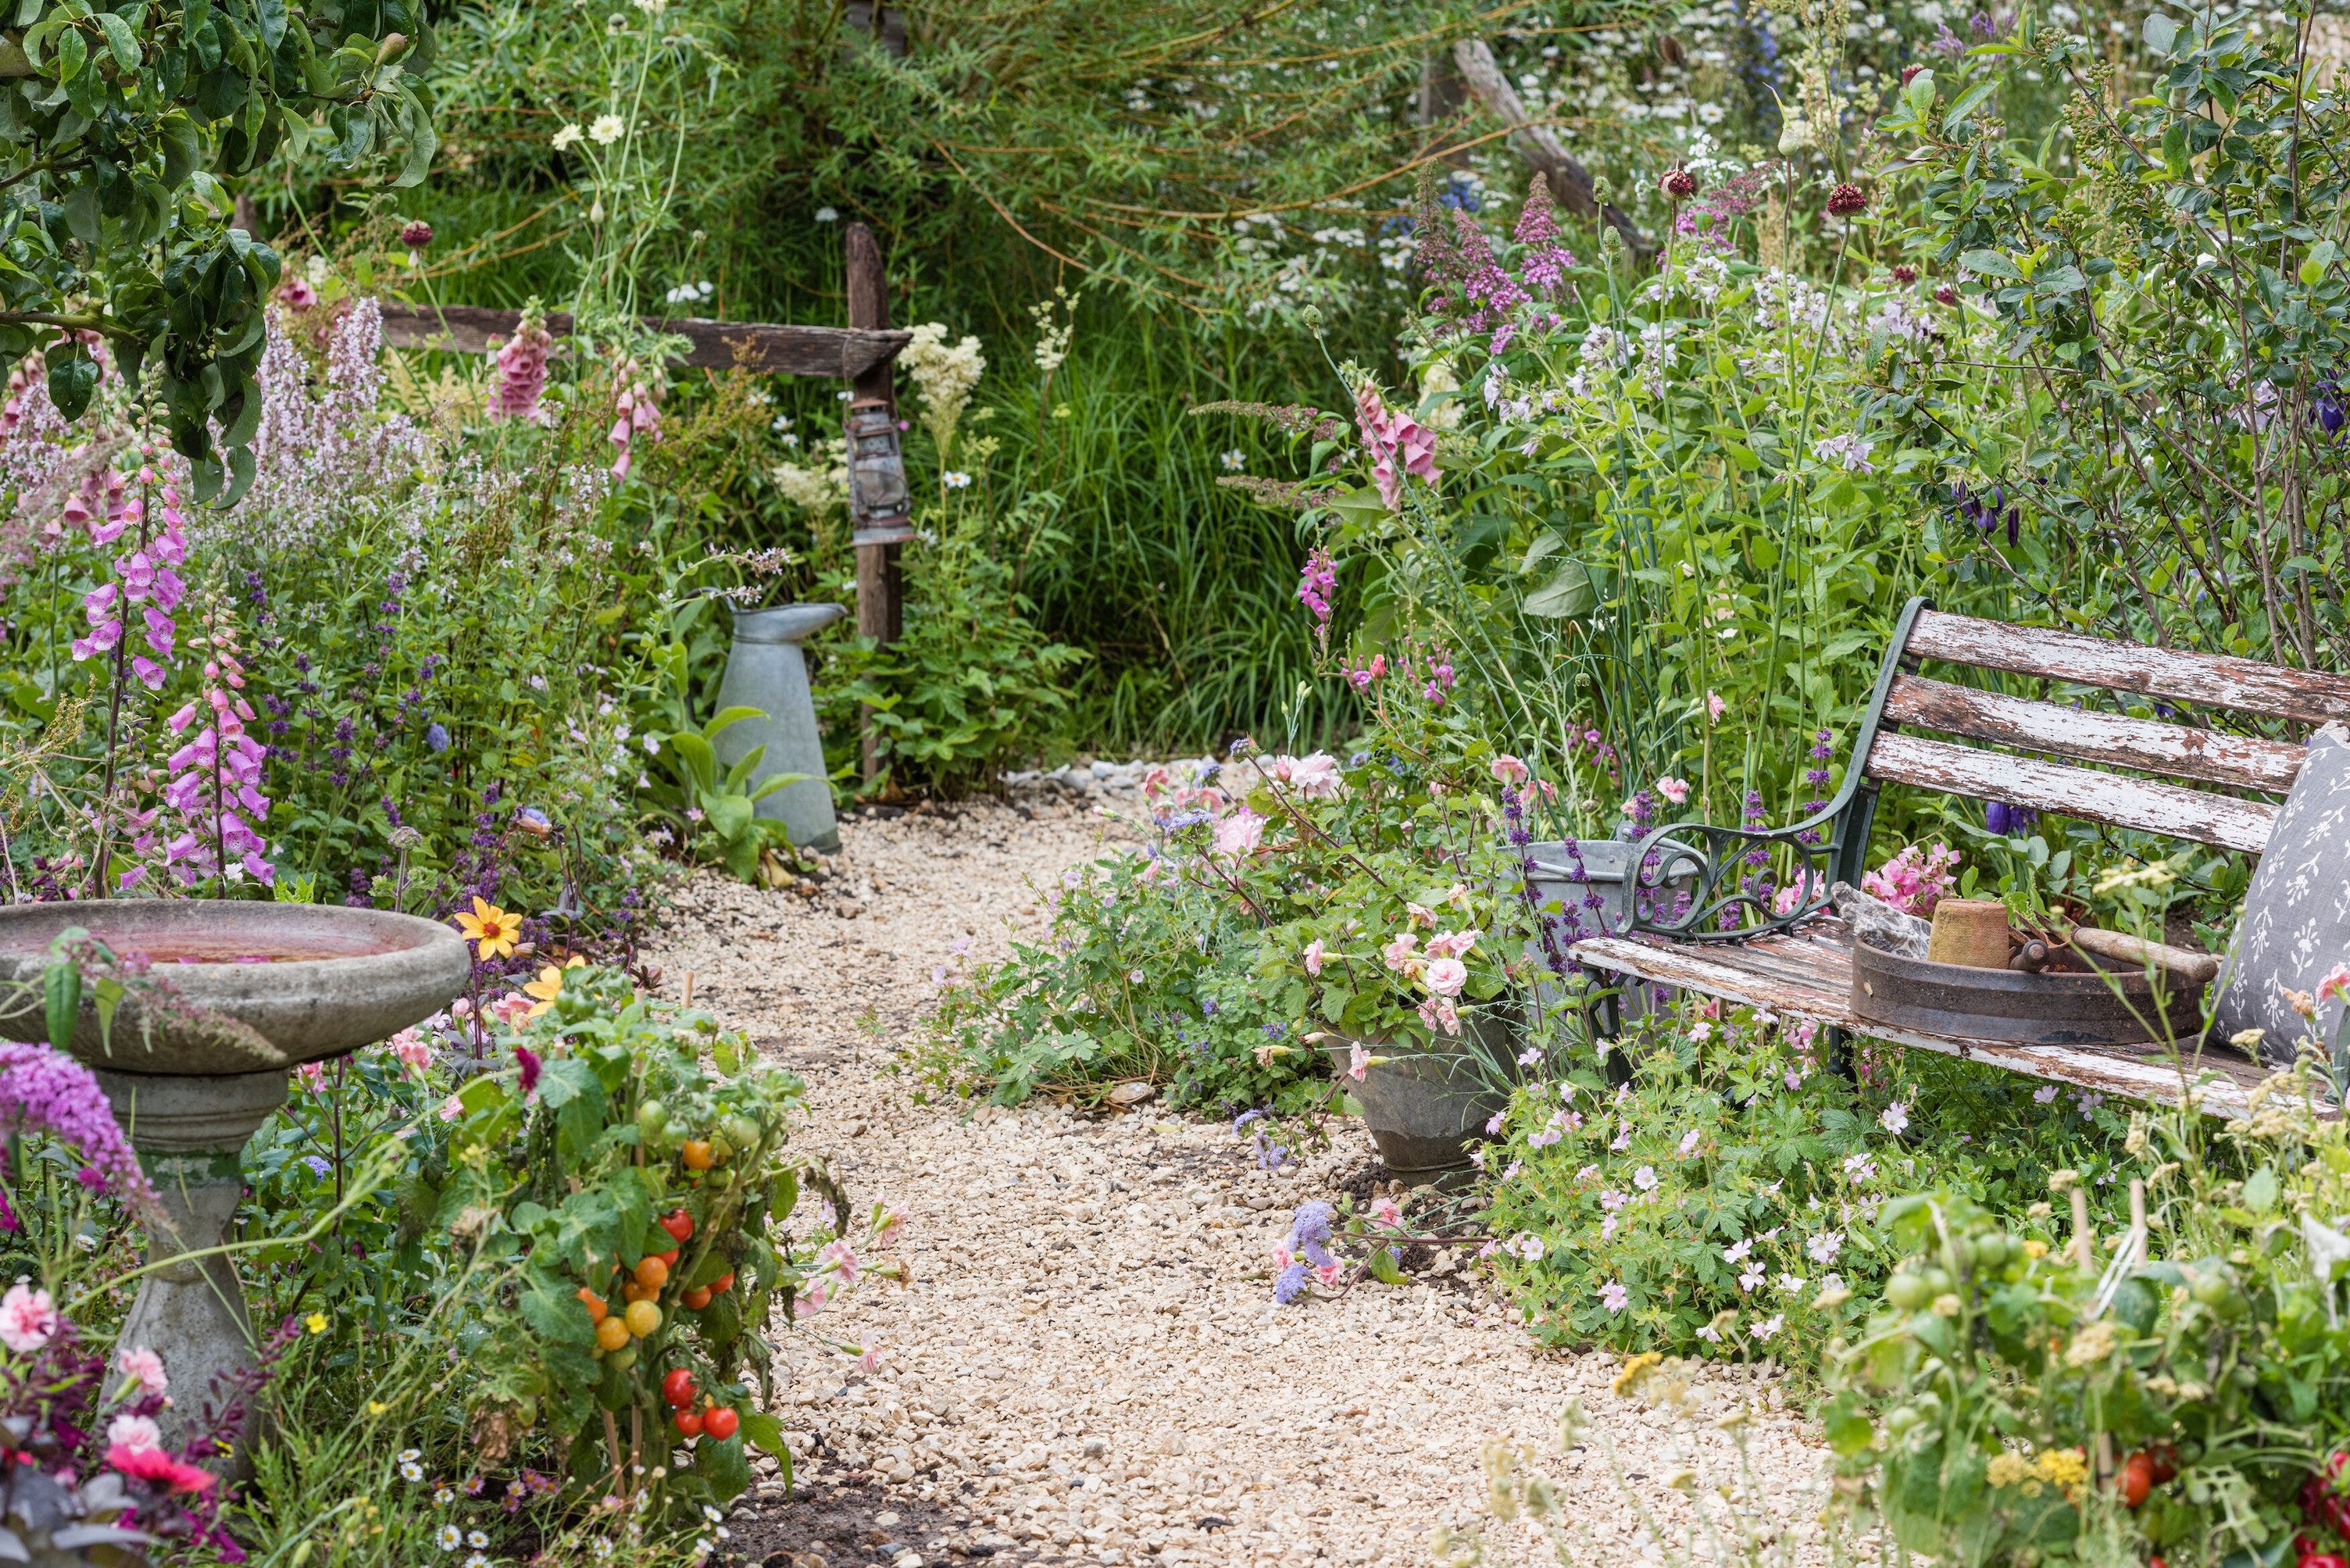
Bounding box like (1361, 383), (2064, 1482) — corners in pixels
(523, 955), (586, 1018)
(453, 898), (523, 960)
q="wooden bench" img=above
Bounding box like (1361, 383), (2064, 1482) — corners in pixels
(1568, 597), (2350, 1119)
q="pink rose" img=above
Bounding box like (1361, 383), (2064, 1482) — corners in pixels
(1423, 956), (1468, 998)
(0, 1284), (58, 1353)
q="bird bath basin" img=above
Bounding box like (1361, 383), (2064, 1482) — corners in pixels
(0, 902), (470, 1466)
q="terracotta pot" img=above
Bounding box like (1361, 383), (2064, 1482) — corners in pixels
(1927, 898), (2012, 970)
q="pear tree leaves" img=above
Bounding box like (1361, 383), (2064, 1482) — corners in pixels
(0, 0), (438, 499)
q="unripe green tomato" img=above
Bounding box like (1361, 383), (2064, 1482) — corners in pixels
(721, 1113), (761, 1152)
(1886, 1272), (1931, 1310)
(1912, 1391), (1941, 1420)
(1920, 1266), (1954, 1297)
(709, 1134), (736, 1166)
(638, 1101), (670, 1140)
(606, 1342), (639, 1373)
(2190, 1268), (2234, 1308)
(1884, 1405), (1922, 1435)
(1973, 1233), (2007, 1268)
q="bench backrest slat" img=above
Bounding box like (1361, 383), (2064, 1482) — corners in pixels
(1907, 609), (2350, 726)
(1867, 732), (2278, 852)
(1883, 674), (2309, 795)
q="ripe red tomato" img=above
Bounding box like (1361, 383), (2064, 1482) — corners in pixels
(2301, 1554), (2350, 1568)
(704, 1406), (739, 1441)
(657, 1248), (680, 1269)
(2121, 1452), (2155, 1509)
(682, 1287), (713, 1311)
(662, 1368), (697, 1409)
(2151, 1556), (2168, 1568)
(711, 1272), (735, 1295)
(2146, 1442), (2179, 1485)
(659, 1209), (695, 1244)
(673, 1409), (704, 1439)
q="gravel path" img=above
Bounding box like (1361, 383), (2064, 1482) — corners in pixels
(651, 798), (1837, 1568)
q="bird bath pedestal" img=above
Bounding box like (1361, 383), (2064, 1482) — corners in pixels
(0, 903), (470, 1470)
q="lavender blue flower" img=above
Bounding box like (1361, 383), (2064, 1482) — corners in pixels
(1, 1041), (157, 1213)
(1273, 1262), (1309, 1304)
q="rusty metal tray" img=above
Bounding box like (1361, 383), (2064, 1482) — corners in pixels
(1850, 939), (2207, 1048)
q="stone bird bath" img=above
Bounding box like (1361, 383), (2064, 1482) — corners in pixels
(0, 903), (470, 1464)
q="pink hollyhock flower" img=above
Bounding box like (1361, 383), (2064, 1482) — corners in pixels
(1423, 956), (1468, 998)
(1347, 1044), (1372, 1081)
(108, 1444), (215, 1492)
(0, 1282), (57, 1352)
(1302, 939), (1325, 976)
(1490, 754), (1530, 787)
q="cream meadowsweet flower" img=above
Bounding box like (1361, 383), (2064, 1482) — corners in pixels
(551, 123), (584, 150)
(589, 113), (627, 145)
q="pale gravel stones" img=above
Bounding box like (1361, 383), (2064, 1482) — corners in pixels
(650, 798), (1837, 1566)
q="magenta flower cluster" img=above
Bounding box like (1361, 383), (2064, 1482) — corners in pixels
(1295, 547), (1335, 627)
(152, 611), (273, 885)
(69, 456), (188, 691)
(0, 1039), (156, 1216)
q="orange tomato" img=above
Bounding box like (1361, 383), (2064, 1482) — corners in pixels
(594, 1316), (630, 1352)
(682, 1287), (713, 1311)
(634, 1255), (670, 1290)
(577, 1288), (608, 1322)
(621, 1280), (651, 1304)
(681, 1140), (715, 1170)
(711, 1272), (735, 1295)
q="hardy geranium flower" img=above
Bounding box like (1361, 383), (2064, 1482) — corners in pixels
(454, 898), (523, 960)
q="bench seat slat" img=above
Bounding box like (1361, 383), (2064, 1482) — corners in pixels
(1570, 927), (2298, 1119)
(1907, 609), (2350, 727)
(1884, 675), (2307, 794)
(1866, 732), (2276, 853)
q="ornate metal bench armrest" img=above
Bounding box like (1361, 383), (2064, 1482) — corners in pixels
(1616, 812), (1842, 944)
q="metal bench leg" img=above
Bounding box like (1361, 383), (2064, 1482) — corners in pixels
(1587, 980), (1634, 1088)
(1824, 1024), (1855, 1084)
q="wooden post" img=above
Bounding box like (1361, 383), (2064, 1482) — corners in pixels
(846, 223), (902, 785)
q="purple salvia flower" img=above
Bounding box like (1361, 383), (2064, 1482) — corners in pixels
(0, 1041), (159, 1214)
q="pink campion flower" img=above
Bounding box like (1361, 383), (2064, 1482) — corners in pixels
(1347, 1044), (1372, 1082)
(1302, 939), (1326, 976)
(117, 1345), (167, 1398)
(106, 1413), (163, 1454)
(1423, 956), (1468, 998)
(1656, 776), (1691, 806)
(1490, 754), (1530, 787)
(0, 1282), (58, 1352)
(390, 1029), (432, 1073)
(1424, 929), (1478, 959)
(816, 1238), (862, 1285)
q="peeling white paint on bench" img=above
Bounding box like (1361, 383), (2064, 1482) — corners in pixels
(1884, 675), (2308, 794)
(1567, 930), (2337, 1122)
(1866, 732), (2277, 853)
(1909, 610), (2350, 726)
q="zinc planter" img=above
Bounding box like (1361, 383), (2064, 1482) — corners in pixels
(711, 602), (845, 854)
(1522, 837), (1702, 1020)
(1323, 1009), (1520, 1188)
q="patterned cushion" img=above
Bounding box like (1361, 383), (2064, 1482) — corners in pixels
(2216, 723), (2350, 1066)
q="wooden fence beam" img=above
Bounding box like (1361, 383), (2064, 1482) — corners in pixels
(377, 303), (909, 380)
(845, 221), (904, 787)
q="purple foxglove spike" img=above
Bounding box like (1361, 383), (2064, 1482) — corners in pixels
(130, 656), (164, 689)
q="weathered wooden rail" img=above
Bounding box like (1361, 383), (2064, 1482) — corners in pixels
(377, 303), (909, 380)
